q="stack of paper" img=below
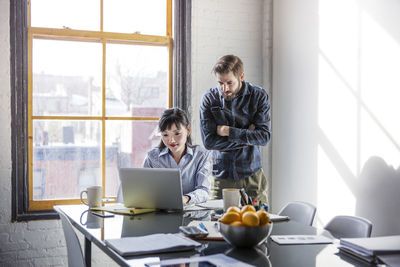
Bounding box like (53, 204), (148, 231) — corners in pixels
(339, 235), (400, 264)
(105, 233), (201, 256)
(270, 235), (333, 245)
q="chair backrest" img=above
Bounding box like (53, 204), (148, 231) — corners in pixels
(324, 215), (372, 239)
(57, 209), (86, 267)
(278, 201), (317, 226)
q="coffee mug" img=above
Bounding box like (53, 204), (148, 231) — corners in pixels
(223, 188), (241, 211)
(80, 210), (103, 229)
(80, 186), (102, 208)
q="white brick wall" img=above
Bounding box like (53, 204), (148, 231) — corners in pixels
(191, 0), (273, 204)
(0, 0), (272, 265)
(191, 0), (268, 143)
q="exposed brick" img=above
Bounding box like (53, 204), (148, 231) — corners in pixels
(0, 251), (17, 263)
(27, 220), (59, 231)
(12, 260), (35, 267)
(0, 241), (30, 253)
(17, 248), (52, 260)
(33, 256), (65, 267)
(43, 247), (67, 257)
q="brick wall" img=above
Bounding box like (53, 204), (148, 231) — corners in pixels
(190, 0), (269, 143)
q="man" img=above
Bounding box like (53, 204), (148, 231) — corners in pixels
(200, 54), (271, 204)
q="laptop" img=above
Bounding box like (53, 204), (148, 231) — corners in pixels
(119, 168), (184, 211)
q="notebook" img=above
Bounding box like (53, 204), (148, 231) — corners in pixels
(90, 203), (156, 216)
(340, 235), (400, 256)
(105, 233), (201, 256)
(119, 168), (184, 211)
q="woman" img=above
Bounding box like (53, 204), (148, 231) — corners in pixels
(143, 108), (212, 205)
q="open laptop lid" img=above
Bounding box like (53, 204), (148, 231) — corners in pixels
(119, 168), (184, 211)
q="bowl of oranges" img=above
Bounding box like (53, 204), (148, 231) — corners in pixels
(218, 205), (272, 248)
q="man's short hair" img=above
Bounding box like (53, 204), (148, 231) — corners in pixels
(212, 54), (244, 78)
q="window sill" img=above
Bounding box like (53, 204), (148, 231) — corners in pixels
(13, 210), (59, 222)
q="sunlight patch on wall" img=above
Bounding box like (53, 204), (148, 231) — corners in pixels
(319, 0), (359, 91)
(318, 55), (358, 177)
(318, 0), (360, 178)
(317, 145), (355, 224)
(360, 11), (400, 169)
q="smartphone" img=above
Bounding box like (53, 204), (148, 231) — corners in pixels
(179, 226), (208, 238)
(90, 211), (115, 218)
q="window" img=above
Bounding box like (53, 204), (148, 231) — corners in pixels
(11, 0), (191, 220)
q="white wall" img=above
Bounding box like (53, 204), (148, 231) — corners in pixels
(272, 0), (400, 236)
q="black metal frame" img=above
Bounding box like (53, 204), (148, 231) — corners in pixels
(173, 0), (192, 115)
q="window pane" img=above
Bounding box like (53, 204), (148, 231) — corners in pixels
(33, 39), (102, 116)
(104, 0), (166, 35)
(31, 0), (100, 31)
(33, 120), (101, 200)
(105, 120), (159, 196)
(106, 43), (169, 117)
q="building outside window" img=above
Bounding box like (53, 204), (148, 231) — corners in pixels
(26, 0), (173, 211)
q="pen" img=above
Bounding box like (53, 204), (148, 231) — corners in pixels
(263, 203), (269, 212)
(199, 222), (208, 232)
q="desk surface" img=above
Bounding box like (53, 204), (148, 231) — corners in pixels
(55, 205), (375, 267)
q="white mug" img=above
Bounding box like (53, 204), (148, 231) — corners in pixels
(80, 186), (102, 208)
(223, 188), (241, 211)
(80, 210), (103, 229)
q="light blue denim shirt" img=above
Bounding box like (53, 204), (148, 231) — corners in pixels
(142, 145), (212, 205)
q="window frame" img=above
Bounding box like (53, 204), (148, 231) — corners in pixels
(11, 0), (191, 221)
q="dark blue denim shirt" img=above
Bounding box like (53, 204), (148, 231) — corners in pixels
(200, 81), (271, 180)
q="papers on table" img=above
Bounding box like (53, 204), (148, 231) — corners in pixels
(105, 233), (201, 256)
(271, 235), (333, 245)
(339, 235), (400, 264)
(340, 235), (400, 256)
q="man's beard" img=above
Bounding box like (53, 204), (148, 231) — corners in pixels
(222, 93), (236, 101)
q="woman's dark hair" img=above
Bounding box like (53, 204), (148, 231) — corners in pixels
(158, 107), (192, 149)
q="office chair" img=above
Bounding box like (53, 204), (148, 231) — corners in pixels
(278, 201), (317, 226)
(324, 215), (372, 239)
(57, 209), (86, 267)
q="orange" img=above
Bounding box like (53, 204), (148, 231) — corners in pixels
(256, 209), (270, 225)
(230, 221), (244, 226)
(240, 205), (256, 215)
(226, 206), (241, 214)
(242, 211), (259, 226)
(219, 212), (241, 224)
